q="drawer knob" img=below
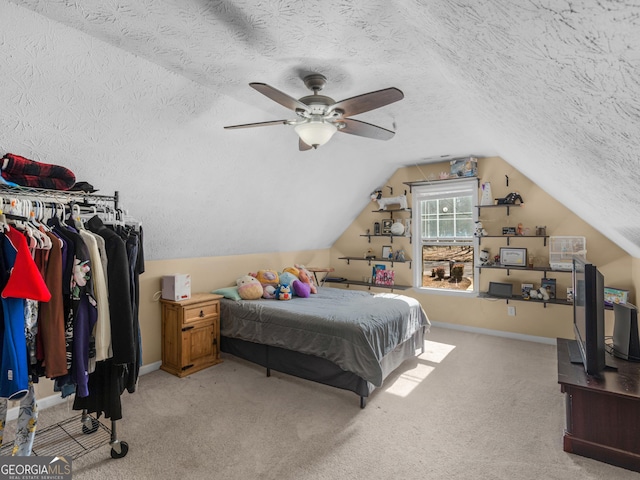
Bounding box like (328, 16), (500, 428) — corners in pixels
(199, 310), (205, 317)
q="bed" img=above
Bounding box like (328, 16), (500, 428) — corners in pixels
(219, 286), (430, 407)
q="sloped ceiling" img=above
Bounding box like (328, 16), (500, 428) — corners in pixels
(1, 1), (639, 260)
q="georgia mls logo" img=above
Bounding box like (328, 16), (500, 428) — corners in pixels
(0, 455), (72, 480)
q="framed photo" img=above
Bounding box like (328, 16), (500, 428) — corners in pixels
(499, 247), (527, 267)
(381, 219), (393, 234)
(375, 269), (395, 286)
(382, 245), (392, 259)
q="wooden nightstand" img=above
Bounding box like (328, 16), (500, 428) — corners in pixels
(160, 293), (223, 377)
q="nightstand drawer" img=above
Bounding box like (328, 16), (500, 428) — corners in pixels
(184, 302), (219, 324)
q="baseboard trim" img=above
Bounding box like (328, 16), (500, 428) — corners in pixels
(6, 361), (162, 422)
(430, 321), (557, 345)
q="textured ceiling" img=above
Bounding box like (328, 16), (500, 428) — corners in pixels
(1, 1), (639, 260)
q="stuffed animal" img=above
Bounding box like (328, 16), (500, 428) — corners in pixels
(274, 283), (292, 300)
(295, 264), (318, 293)
(278, 271), (298, 290)
(479, 249), (491, 266)
(529, 287), (549, 301)
(253, 269), (279, 286)
(236, 275), (263, 300)
(283, 266), (300, 278)
(251, 269), (280, 298)
(262, 285), (276, 299)
(292, 279), (310, 298)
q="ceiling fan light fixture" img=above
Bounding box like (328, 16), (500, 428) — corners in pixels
(294, 120), (337, 148)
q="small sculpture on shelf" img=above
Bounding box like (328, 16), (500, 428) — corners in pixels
(474, 221), (488, 237)
(364, 248), (376, 259)
(370, 189), (408, 210)
(495, 192), (524, 205)
(479, 249), (492, 266)
(395, 249), (406, 262)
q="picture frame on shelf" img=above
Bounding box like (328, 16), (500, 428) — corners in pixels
(375, 269), (395, 286)
(381, 219), (393, 234)
(499, 247), (527, 267)
(382, 245), (392, 260)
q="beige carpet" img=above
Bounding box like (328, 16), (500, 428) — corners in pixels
(4, 327), (640, 479)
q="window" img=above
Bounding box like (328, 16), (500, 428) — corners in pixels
(411, 178), (477, 294)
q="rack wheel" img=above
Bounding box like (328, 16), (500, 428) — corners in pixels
(110, 441), (129, 459)
(82, 417), (99, 435)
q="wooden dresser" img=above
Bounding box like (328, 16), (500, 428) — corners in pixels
(160, 293), (223, 377)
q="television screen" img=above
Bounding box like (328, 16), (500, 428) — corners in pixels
(572, 257), (606, 375)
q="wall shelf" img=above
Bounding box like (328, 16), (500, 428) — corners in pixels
(477, 234), (549, 246)
(478, 265), (571, 276)
(476, 204), (521, 216)
(328, 279), (411, 292)
(478, 292), (572, 308)
(360, 233), (411, 244)
(338, 256), (412, 268)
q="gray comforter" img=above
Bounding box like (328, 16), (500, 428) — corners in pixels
(220, 287), (430, 387)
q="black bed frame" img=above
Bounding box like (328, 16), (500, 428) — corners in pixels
(221, 336), (372, 408)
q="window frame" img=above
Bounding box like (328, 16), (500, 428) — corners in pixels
(411, 177), (479, 296)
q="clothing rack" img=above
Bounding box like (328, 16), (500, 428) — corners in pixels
(0, 186), (132, 460)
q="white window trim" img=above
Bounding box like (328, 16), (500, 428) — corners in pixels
(411, 178), (478, 295)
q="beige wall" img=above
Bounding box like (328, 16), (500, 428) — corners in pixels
(330, 156), (635, 340)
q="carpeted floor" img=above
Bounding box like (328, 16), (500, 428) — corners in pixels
(4, 326), (640, 479)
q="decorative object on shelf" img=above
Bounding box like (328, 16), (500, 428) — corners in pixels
(479, 249), (491, 266)
(375, 269), (395, 286)
(566, 287), (574, 303)
(521, 283), (534, 299)
(382, 245), (392, 259)
(403, 218), (411, 236)
(439, 172), (449, 179)
(536, 226), (547, 236)
(499, 247), (527, 266)
(516, 223), (524, 235)
(528, 254), (534, 269)
(604, 287), (629, 307)
(541, 278), (556, 299)
(390, 221), (405, 235)
(372, 264), (386, 280)
(395, 249), (406, 261)
(495, 192), (524, 205)
(374, 222), (381, 235)
(370, 189), (408, 211)
(381, 219), (393, 234)
(480, 182), (493, 206)
(502, 226), (517, 235)
(449, 156), (478, 177)
(529, 287), (550, 301)
(364, 248), (376, 259)
(474, 221), (488, 237)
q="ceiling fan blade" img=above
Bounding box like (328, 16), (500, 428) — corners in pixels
(224, 119), (290, 129)
(330, 87), (404, 117)
(250, 83), (310, 112)
(299, 138), (313, 151)
(338, 118), (395, 140)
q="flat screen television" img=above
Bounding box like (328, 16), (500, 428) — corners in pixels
(572, 257), (606, 375)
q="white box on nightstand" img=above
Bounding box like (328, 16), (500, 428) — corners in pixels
(162, 274), (191, 301)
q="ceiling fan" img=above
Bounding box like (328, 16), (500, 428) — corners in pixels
(224, 74), (404, 151)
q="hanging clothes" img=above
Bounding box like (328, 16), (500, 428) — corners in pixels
(0, 228), (51, 400)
